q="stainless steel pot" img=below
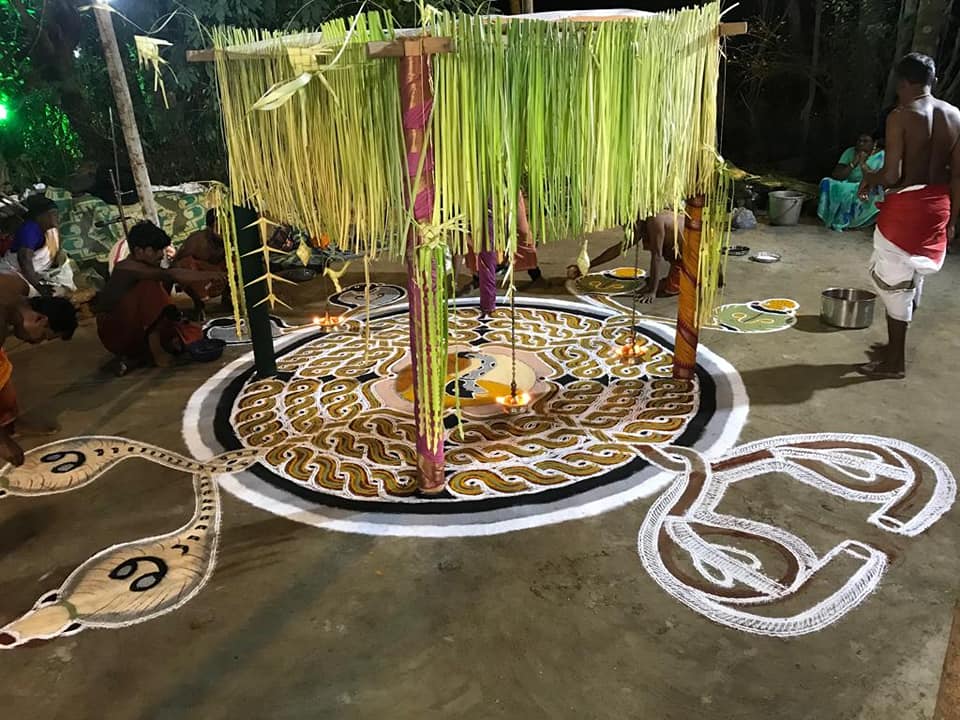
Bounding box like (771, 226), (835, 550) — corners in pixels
(820, 288), (876, 329)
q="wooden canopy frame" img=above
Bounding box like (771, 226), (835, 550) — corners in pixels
(191, 11), (747, 491)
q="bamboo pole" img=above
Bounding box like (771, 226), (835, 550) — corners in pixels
(93, 4), (159, 226)
(399, 50), (446, 494)
(672, 195), (704, 381)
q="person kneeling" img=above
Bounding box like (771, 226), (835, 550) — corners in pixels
(0, 277), (77, 465)
(567, 211), (685, 303)
(96, 222), (224, 375)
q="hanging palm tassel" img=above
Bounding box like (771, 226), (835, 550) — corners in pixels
(697, 163), (734, 327)
(211, 12), (406, 260)
(210, 3), (729, 356)
(209, 183), (247, 336)
(429, 4), (723, 263)
(134, 36), (174, 108)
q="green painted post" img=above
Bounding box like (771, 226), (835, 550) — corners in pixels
(233, 204), (277, 378)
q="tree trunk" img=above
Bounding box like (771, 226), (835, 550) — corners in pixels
(942, 25), (960, 101)
(885, 0), (920, 103)
(913, 0), (952, 57)
(93, 5), (159, 225)
(800, 0), (824, 147)
(884, 0), (954, 102)
(783, 0), (803, 43)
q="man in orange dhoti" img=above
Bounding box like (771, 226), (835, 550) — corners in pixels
(173, 209), (228, 320)
(97, 222), (222, 375)
(0, 273), (78, 465)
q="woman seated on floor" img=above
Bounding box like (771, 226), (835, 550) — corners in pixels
(0, 196), (76, 296)
(817, 133), (885, 232)
(95, 221), (223, 375)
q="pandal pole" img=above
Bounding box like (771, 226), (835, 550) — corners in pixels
(234, 204), (278, 378)
(398, 41), (446, 494)
(672, 195), (704, 380)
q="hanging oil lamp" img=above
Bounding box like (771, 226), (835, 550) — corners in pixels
(619, 229), (648, 365)
(496, 381), (531, 415)
(496, 278), (530, 414)
(618, 334), (646, 364)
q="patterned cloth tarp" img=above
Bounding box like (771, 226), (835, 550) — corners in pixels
(45, 186), (212, 265)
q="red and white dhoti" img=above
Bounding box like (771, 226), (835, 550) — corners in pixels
(870, 185), (950, 322)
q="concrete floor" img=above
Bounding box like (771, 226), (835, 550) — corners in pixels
(1, 221), (959, 720)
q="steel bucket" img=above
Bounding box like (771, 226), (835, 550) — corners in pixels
(820, 288), (876, 329)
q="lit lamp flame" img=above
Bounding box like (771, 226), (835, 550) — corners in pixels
(313, 312), (341, 333)
(496, 389), (531, 415)
(618, 337), (646, 364)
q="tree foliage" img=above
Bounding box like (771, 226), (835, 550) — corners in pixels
(727, 0), (959, 176)
(0, 0), (956, 188)
(0, 0), (487, 188)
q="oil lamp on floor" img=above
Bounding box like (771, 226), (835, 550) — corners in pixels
(313, 311), (342, 333)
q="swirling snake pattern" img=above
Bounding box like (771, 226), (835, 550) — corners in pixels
(230, 306), (699, 501)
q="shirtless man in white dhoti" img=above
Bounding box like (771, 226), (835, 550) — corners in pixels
(857, 53), (960, 379)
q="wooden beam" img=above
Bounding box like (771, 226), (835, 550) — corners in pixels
(186, 49), (215, 63)
(187, 21), (746, 63)
(365, 37), (453, 58)
(720, 21), (748, 37)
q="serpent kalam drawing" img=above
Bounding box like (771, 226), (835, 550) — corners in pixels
(0, 299), (954, 646)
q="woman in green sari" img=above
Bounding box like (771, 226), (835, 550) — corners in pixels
(818, 134), (885, 231)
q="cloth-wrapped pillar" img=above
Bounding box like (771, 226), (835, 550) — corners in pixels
(399, 51), (446, 494)
(672, 195), (704, 380)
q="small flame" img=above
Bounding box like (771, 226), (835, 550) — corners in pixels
(619, 339), (646, 363)
(496, 391), (531, 412)
(314, 312), (342, 330)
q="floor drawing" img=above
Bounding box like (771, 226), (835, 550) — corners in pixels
(712, 298), (799, 333)
(201, 284), (407, 345)
(328, 282), (407, 312)
(1, 297), (954, 647)
(573, 287), (799, 336)
(636, 434), (956, 637)
(204, 315), (290, 345)
(184, 296), (748, 537)
(575, 267), (648, 296)
(0, 438), (259, 649)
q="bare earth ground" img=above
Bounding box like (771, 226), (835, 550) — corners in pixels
(1, 220), (959, 720)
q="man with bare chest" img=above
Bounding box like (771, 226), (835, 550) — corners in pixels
(858, 53), (960, 379)
(172, 209), (228, 321)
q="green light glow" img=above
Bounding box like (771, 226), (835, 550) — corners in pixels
(0, 103), (8, 122)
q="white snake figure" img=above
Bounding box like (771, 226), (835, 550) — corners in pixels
(0, 430), (954, 645)
(635, 434), (956, 637)
(0, 437), (259, 649)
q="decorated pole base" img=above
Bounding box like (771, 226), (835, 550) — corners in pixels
(418, 452), (447, 495)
